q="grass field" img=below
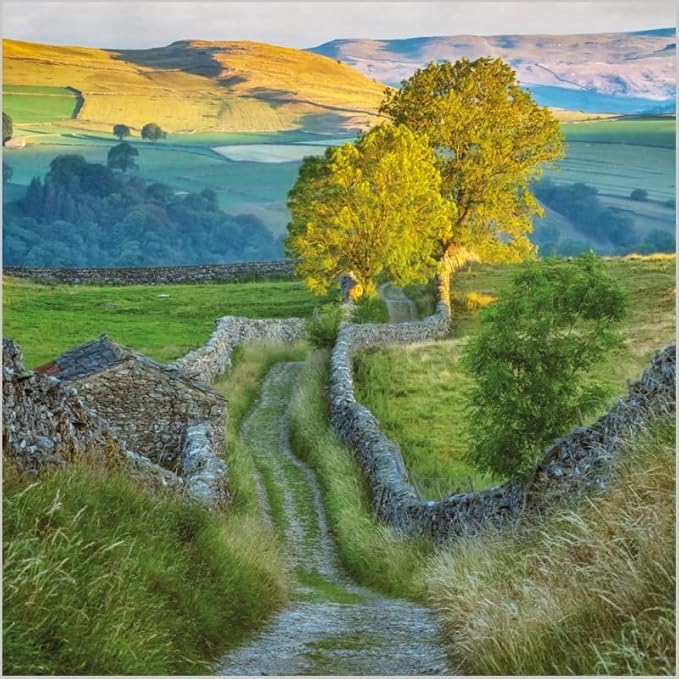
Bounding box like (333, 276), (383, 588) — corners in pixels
(560, 116), (675, 147)
(2, 277), (320, 368)
(3, 85), (79, 123)
(354, 256), (676, 499)
(4, 115), (673, 243)
(2, 130), (335, 233)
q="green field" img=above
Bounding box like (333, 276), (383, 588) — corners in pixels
(2, 277), (320, 367)
(561, 117), (675, 148)
(3, 116), (673, 243)
(2, 128), (348, 234)
(3, 85), (80, 123)
(354, 256), (676, 499)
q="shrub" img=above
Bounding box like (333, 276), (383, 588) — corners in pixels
(630, 188), (648, 201)
(305, 303), (344, 348)
(462, 252), (627, 479)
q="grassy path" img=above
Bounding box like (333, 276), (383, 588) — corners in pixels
(217, 362), (448, 675)
(379, 283), (419, 322)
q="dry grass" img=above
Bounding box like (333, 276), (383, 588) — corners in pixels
(425, 421), (676, 675)
(3, 38), (385, 133)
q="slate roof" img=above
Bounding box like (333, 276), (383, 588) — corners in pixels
(35, 334), (225, 401)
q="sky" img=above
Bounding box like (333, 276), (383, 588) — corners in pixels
(2, 1), (676, 49)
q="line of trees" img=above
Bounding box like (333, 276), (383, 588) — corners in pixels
(112, 122), (167, 142)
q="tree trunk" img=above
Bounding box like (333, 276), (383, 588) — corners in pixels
(437, 244), (480, 318)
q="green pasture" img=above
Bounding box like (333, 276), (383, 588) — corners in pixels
(354, 256), (676, 499)
(2, 277), (319, 368)
(3, 115), (674, 239)
(3, 86), (79, 123)
(561, 117), (675, 148)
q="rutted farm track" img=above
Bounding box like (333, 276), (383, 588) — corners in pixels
(217, 362), (449, 676)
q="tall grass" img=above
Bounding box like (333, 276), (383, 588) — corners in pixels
(288, 350), (433, 598)
(425, 421), (676, 675)
(2, 341), (309, 675)
(2, 462), (286, 675)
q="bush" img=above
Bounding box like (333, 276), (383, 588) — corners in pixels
(630, 188), (648, 201)
(305, 303), (344, 348)
(462, 252), (627, 479)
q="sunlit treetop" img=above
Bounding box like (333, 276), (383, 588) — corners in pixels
(380, 58), (565, 266)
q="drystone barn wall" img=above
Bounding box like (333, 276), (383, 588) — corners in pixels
(3, 338), (120, 473)
(71, 357), (226, 470)
(174, 316), (307, 384)
(3, 338), (184, 495)
(329, 290), (676, 543)
(4, 260), (296, 285)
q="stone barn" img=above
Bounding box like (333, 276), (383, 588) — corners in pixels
(36, 334), (226, 469)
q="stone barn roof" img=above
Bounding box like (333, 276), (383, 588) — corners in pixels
(35, 334), (225, 401)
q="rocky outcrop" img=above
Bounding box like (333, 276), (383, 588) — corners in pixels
(4, 260), (296, 286)
(174, 316), (306, 384)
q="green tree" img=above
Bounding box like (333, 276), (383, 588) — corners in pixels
(285, 123), (453, 298)
(3, 161), (12, 184)
(3, 112), (13, 145)
(107, 142), (139, 172)
(141, 122), (167, 143)
(380, 58), (564, 275)
(462, 252), (626, 480)
(113, 124), (132, 140)
(630, 188), (648, 202)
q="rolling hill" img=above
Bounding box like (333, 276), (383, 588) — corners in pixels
(308, 28), (676, 114)
(2, 38), (387, 134)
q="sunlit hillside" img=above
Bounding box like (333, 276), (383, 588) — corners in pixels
(3, 38), (387, 133)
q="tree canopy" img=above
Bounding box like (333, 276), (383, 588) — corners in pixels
(286, 123), (453, 298)
(380, 58), (564, 269)
(141, 123), (167, 142)
(461, 252), (627, 479)
(113, 124), (132, 140)
(3, 112), (13, 145)
(107, 142), (139, 172)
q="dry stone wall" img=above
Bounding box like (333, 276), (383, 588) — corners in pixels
(3, 338), (184, 495)
(4, 260), (296, 285)
(181, 423), (228, 509)
(71, 357), (226, 469)
(174, 316), (306, 384)
(329, 286), (676, 544)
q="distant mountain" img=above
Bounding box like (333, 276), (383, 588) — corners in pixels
(3, 38), (386, 133)
(308, 29), (676, 114)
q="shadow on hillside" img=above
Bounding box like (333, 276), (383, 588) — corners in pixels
(108, 42), (225, 79)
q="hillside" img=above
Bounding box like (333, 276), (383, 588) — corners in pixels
(309, 28), (676, 114)
(2, 38), (387, 133)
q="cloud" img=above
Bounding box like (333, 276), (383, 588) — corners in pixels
(2, 1), (675, 49)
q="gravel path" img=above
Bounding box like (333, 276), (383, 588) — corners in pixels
(217, 362), (449, 676)
(379, 283), (418, 322)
